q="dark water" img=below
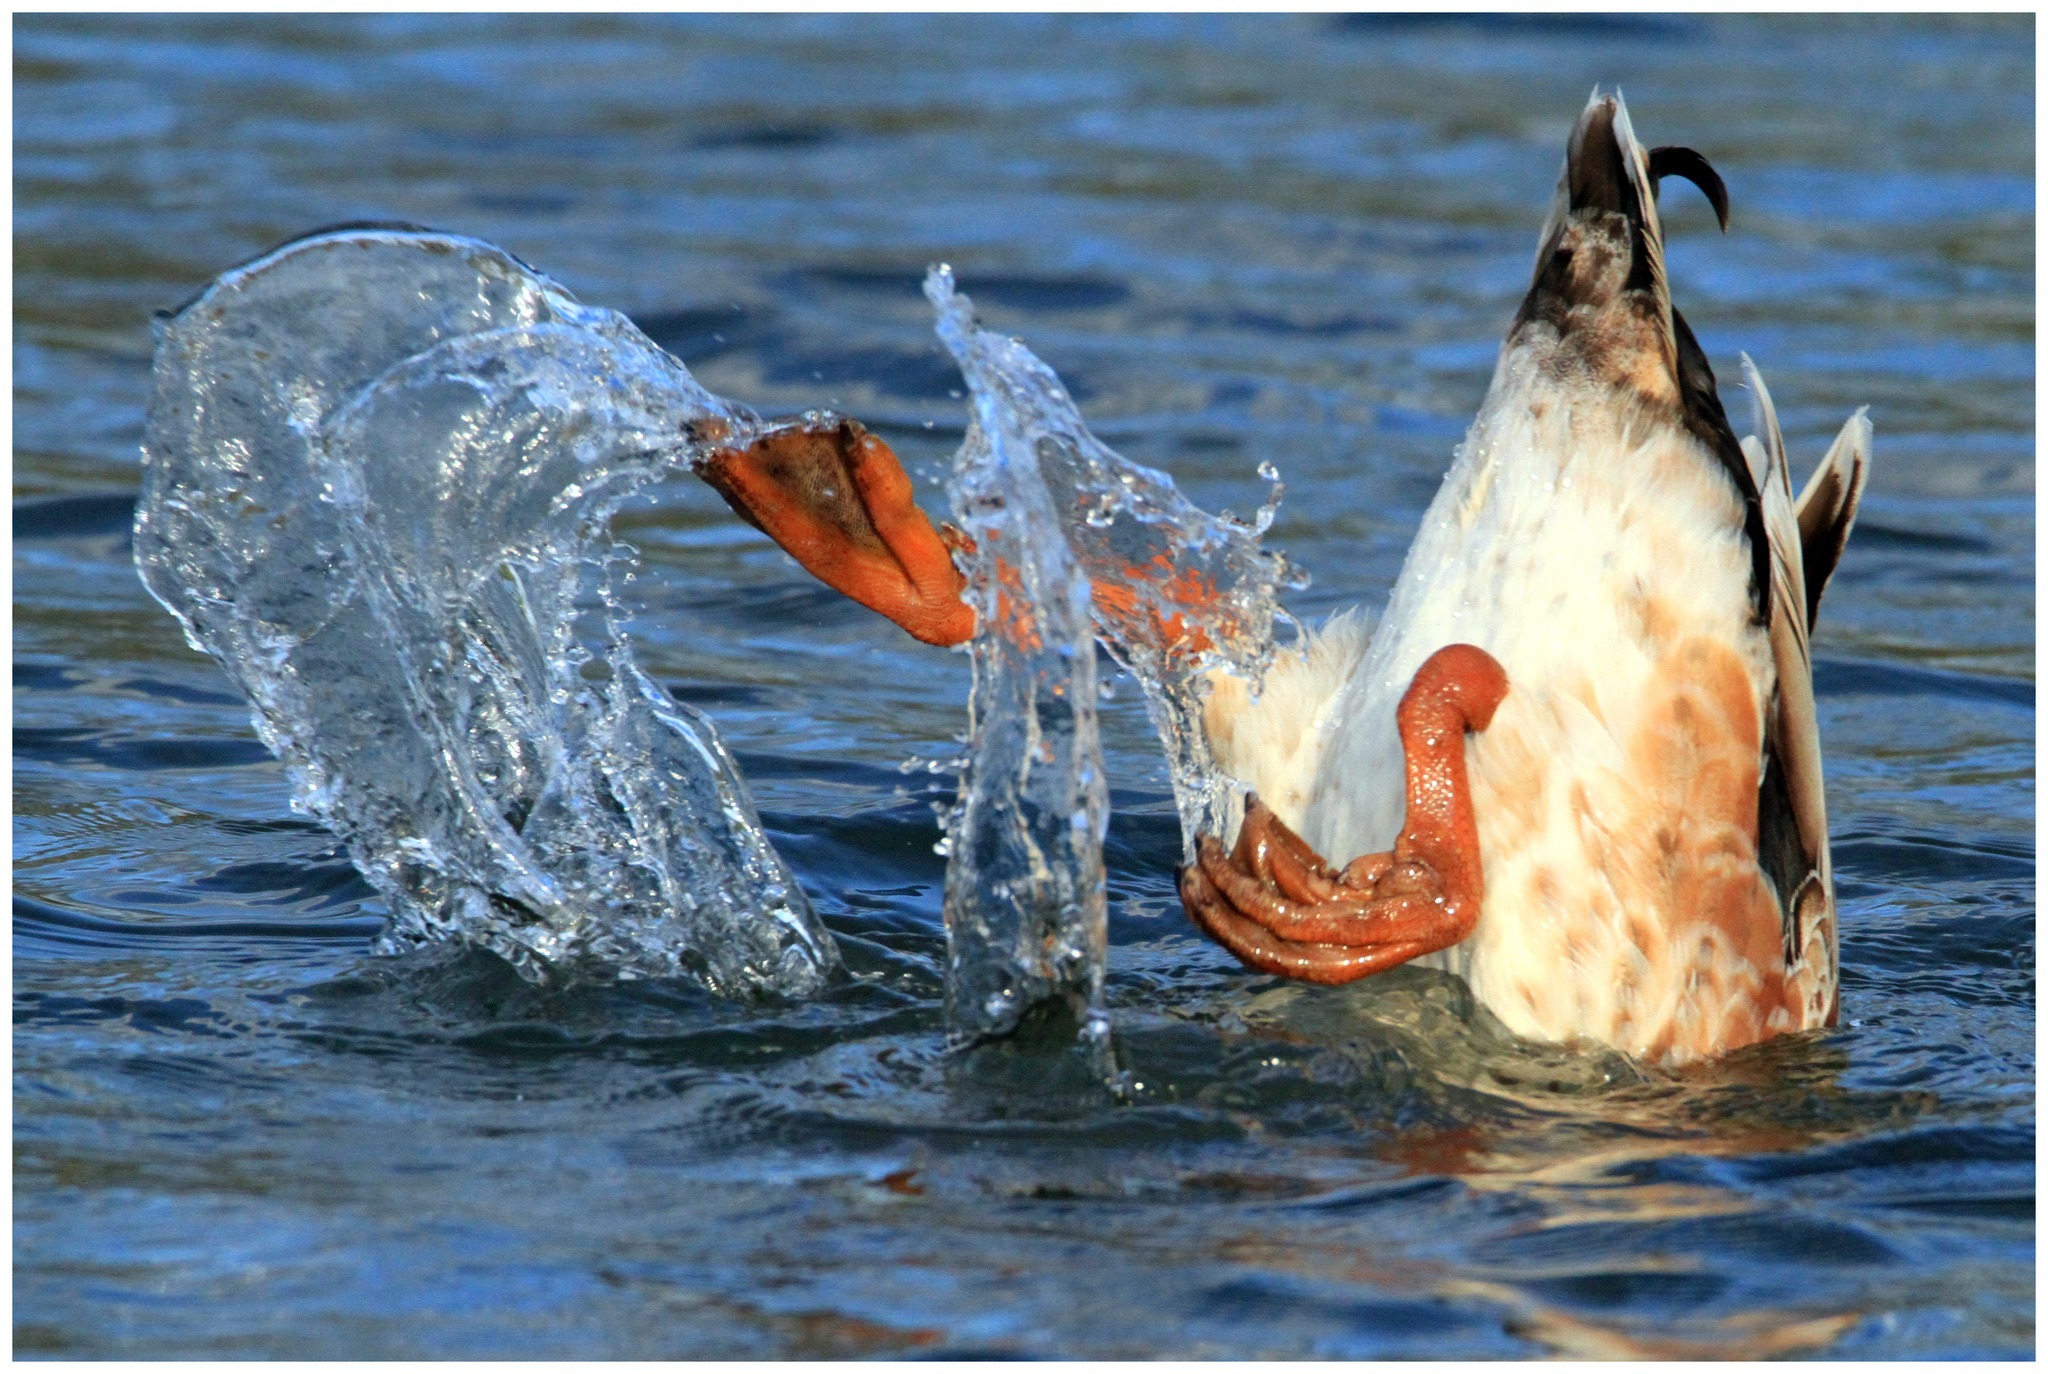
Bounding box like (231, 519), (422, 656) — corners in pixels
(14, 14), (2033, 1359)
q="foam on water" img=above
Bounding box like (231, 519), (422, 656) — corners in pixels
(134, 227), (838, 994)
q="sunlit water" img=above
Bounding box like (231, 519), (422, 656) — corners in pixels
(15, 14), (2032, 1358)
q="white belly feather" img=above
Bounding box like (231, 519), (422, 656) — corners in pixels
(1210, 345), (1784, 1055)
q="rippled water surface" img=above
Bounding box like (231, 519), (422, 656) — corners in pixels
(14, 14), (2033, 1358)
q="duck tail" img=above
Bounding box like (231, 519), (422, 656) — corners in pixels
(1544, 89), (1666, 282)
(1514, 89), (1714, 402)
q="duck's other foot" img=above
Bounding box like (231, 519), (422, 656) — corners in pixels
(699, 414), (975, 646)
(1180, 643), (1508, 984)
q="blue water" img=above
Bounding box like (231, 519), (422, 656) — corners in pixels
(14, 14), (2033, 1358)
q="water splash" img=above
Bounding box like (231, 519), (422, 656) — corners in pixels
(927, 268), (1301, 866)
(130, 227), (1295, 1026)
(134, 227), (838, 994)
(927, 266), (1301, 1045)
(929, 270), (1111, 1045)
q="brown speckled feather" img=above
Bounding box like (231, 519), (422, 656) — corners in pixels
(1203, 91), (1873, 1062)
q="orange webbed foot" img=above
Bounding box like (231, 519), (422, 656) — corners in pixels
(1180, 643), (1509, 985)
(698, 414), (975, 647)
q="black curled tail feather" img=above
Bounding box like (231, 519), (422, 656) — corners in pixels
(1648, 146), (1730, 231)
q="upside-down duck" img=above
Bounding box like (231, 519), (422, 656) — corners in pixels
(698, 91), (1870, 1066)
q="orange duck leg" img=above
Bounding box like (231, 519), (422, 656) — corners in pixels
(1179, 643), (1508, 983)
(698, 417), (1507, 987)
(699, 415), (975, 647)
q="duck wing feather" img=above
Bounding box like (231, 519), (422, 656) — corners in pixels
(1740, 358), (1842, 1025)
(1794, 409), (1873, 631)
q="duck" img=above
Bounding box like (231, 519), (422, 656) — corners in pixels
(695, 90), (1870, 1067)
